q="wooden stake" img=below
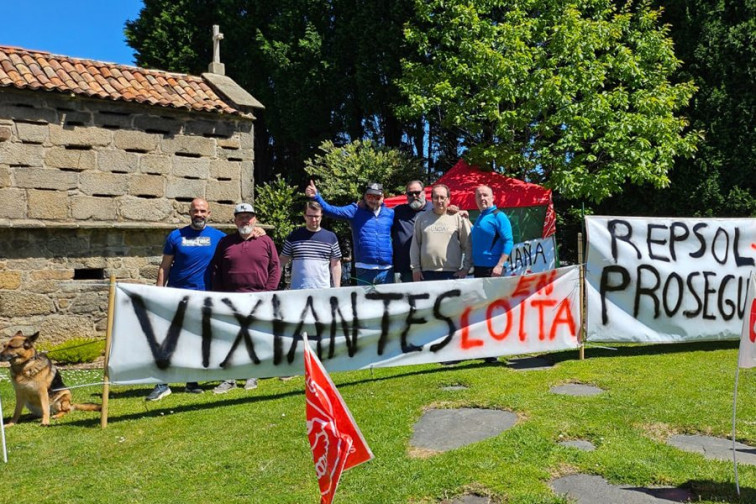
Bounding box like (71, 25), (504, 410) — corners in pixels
(101, 273), (116, 429)
(578, 232), (586, 360)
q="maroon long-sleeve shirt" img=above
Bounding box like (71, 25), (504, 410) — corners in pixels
(210, 233), (281, 292)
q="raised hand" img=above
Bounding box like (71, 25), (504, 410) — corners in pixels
(305, 179), (318, 198)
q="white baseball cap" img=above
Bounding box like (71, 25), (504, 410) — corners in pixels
(234, 203), (256, 215)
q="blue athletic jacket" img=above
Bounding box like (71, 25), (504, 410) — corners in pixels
(314, 194), (394, 267)
(471, 206), (514, 267)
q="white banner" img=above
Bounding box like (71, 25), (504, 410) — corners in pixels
(109, 267), (580, 384)
(506, 236), (557, 276)
(738, 272), (756, 369)
(585, 216), (756, 342)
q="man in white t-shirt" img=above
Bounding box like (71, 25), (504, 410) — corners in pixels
(280, 201), (342, 289)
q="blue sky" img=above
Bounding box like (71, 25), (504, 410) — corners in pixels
(2, 1), (144, 65)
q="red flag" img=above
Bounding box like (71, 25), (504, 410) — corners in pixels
(737, 272), (756, 369)
(304, 333), (373, 504)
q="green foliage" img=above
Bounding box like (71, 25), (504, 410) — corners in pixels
(125, 0), (421, 183)
(1, 344), (754, 502)
(597, 1), (755, 217)
(398, 0), (701, 203)
(303, 140), (422, 206)
(39, 338), (105, 365)
(253, 174), (303, 249)
(303, 139), (423, 241)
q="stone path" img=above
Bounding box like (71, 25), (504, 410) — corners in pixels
(558, 439), (596, 451)
(550, 383), (604, 396)
(409, 369), (755, 503)
(410, 408), (517, 452)
(442, 495), (491, 504)
(551, 474), (693, 504)
(667, 434), (756, 465)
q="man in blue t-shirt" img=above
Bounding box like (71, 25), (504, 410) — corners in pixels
(471, 185), (514, 278)
(146, 198), (226, 401)
(280, 201), (342, 289)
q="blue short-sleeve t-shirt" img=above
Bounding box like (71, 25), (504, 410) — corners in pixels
(163, 225), (226, 290)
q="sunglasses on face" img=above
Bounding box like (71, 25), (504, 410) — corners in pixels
(406, 190), (423, 196)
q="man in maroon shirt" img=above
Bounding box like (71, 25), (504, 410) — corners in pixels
(210, 203), (281, 393)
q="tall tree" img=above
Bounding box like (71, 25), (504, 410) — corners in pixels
(125, 0), (420, 184)
(398, 0), (700, 203)
(597, 0), (755, 217)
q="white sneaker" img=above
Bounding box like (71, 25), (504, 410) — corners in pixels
(244, 378), (258, 390)
(213, 380), (237, 394)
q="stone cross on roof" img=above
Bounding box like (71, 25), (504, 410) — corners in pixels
(208, 24), (225, 76)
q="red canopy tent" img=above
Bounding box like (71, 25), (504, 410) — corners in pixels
(384, 159), (556, 239)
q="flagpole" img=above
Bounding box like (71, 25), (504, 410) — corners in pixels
(732, 366), (741, 496)
(577, 232), (585, 360)
(0, 393), (7, 463)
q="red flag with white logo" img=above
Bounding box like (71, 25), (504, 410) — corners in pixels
(304, 333), (373, 504)
(737, 272), (756, 369)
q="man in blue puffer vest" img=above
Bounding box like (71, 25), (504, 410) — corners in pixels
(306, 179), (395, 285)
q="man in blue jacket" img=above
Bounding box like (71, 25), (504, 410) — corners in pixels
(471, 184), (514, 278)
(306, 180), (394, 285)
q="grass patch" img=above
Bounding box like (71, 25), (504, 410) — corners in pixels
(1, 341), (755, 503)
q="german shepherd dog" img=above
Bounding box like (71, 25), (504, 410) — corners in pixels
(1, 331), (101, 426)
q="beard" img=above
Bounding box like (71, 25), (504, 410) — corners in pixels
(409, 199), (425, 211)
(190, 218), (207, 230)
(237, 225), (254, 236)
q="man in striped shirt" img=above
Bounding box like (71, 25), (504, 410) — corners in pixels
(280, 201), (342, 289)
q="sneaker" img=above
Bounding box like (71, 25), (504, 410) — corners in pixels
(278, 376), (295, 382)
(185, 382), (203, 394)
(441, 360), (462, 366)
(213, 380), (237, 394)
(146, 384), (171, 401)
(484, 357), (498, 364)
(244, 378), (258, 390)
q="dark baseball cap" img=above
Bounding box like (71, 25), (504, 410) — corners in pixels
(365, 182), (383, 196)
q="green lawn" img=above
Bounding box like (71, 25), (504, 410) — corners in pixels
(1, 341), (754, 503)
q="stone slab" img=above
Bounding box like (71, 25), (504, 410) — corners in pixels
(550, 384), (604, 396)
(559, 440), (596, 451)
(551, 474), (693, 504)
(442, 495), (491, 504)
(667, 434), (756, 465)
(410, 408), (517, 452)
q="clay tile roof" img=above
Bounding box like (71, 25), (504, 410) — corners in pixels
(0, 45), (250, 117)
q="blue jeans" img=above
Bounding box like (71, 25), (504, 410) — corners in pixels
(355, 267), (394, 286)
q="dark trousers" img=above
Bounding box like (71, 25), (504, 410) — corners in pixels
(421, 270), (456, 281)
(473, 266), (494, 278)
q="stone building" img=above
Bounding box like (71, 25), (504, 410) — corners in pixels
(0, 45), (263, 343)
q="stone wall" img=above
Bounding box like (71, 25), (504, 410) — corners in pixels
(0, 87), (255, 342)
(0, 227), (169, 344)
(0, 87), (255, 226)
